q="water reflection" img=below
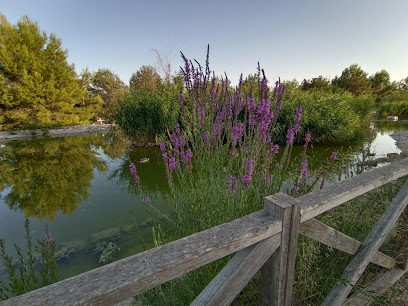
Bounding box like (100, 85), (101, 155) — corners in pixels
(0, 133), (129, 220)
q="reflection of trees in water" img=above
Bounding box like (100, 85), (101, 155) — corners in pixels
(109, 147), (170, 196)
(0, 133), (128, 221)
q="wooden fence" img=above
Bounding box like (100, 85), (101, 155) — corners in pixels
(2, 158), (408, 306)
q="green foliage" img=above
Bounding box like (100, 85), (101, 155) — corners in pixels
(278, 88), (374, 142)
(90, 69), (128, 120)
(114, 88), (179, 144)
(301, 76), (332, 92)
(129, 65), (162, 92)
(377, 88), (408, 116)
(378, 100), (408, 116)
(0, 220), (58, 300)
(369, 69), (396, 98)
(332, 64), (372, 96)
(0, 135), (110, 220)
(0, 14), (102, 130)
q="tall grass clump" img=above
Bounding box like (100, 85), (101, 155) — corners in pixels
(0, 220), (58, 300)
(133, 47), (337, 304)
(114, 87), (180, 145)
(278, 88), (374, 142)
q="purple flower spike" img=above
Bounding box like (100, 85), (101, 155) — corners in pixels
(45, 232), (53, 244)
(320, 178), (325, 189)
(232, 122), (244, 146)
(145, 196), (150, 204)
(169, 157), (177, 171)
(286, 128), (295, 145)
(305, 132), (311, 144)
(293, 186), (299, 198)
(331, 150), (338, 160)
(300, 159), (309, 185)
(229, 175), (237, 193)
(129, 161), (140, 184)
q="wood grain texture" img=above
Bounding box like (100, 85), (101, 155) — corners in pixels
(299, 218), (396, 269)
(322, 178), (408, 306)
(277, 193), (302, 306)
(299, 157), (408, 223)
(344, 267), (407, 306)
(191, 234), (280, 306)
(0, 210), (282, 306)
(261, 193), (292, 306)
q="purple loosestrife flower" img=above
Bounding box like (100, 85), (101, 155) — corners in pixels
(305, 132), (311, 144)
(179, 135), (186, 148)
(171, 132), (179, 148)
(160, 142), (167, 159)
(45, 232), (53, 244)
(241, 174), (252, 187)
(248, 98), (256, 111)
(320, 178), (325, 189)
(294, 107), (302, 124)
(129, 161), (140, 184)
(232, 122), (244, 146)
(275, 163), (279, 169)
(203, 131), (209, 144)
(270, 143), (279, 155)
(331, 150), (338, 160)
(169, 157), (177, 171)
(199, 106), (205, 128)
(246, 158), (254, 175)
(300, 159), (309, 185)
(175, 123), (181, 134)
(286, 128), (295, 145)
(229, 175), (237, 194)
(293, 186), (299, 198)
(145, 196), (150, 204)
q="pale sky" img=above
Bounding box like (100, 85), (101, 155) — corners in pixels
(1, 0), (407, 85)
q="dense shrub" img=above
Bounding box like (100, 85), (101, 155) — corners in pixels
(378, 100), (408, 116)
(278, 89), (374, 142)
(114, 88), (179, 144)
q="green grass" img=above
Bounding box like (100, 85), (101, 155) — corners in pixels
(129, 176), (407, 305)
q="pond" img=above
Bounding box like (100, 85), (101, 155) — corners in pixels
(0, 121), (407, 285)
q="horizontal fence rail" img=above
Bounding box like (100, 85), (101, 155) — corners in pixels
(2, 158), (408, 306)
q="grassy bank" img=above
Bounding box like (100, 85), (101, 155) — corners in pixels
(133, 176), (407, 305)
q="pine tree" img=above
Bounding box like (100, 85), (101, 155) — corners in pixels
(0, 14), (102, 130)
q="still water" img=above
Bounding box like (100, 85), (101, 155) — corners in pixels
(0, 121), (406, 284)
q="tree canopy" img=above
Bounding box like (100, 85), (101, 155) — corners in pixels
(0, 15), (102, 130)
(90, 69), (128, 119)
(332, 64), (371, 96)
(129, 65), (161, 92)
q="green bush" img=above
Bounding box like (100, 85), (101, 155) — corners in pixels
(378, 100), (408, 116)
(114, 88), (179, 144)
(278, 89), (374, 142)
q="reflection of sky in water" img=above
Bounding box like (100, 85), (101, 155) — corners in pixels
(370, 132), (401, 158)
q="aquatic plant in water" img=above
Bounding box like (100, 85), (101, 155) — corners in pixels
(0, 220), (58, 300)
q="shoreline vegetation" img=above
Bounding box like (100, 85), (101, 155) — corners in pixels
(0, 124), (114, 142)
(1, 13), (408, 304)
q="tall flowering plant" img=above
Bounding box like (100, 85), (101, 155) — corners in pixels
(154, 48), (327, 238)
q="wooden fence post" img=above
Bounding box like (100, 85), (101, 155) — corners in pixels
(261, 193), (301, 306)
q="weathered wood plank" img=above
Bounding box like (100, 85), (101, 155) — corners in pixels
(344, 267), (407, 306)
(191, 234), (281, 306)
(322, 177), (408, 306)
(299, 218), (396, 269)
(0, 210), (282, 306)
(299, 158), (408, 223)
(261, 193), (292, 306)
(274, 193), (302, 306)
